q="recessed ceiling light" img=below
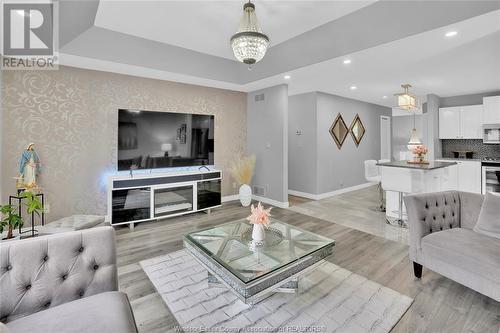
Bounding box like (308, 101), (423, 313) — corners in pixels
(343, 59), (351, 64)
(350, 86), (357, 90)
(284, 75), (291, 80)
(382, 96), (388, 99)
(445, 31), (458, 37)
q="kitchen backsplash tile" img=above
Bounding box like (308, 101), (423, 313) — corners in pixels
(441, 139), (500, 159)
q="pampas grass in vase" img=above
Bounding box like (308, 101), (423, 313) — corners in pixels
(230, 155), (256, 207)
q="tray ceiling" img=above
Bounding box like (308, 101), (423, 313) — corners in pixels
(57, 1), (500, 107)
(94, 0), (375, 60)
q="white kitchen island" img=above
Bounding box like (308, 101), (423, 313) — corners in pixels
(377, 160), (458, 226)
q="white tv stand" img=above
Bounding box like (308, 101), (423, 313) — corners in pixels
(107, 168), (222, 228)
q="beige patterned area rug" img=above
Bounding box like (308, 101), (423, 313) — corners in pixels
(141, 250), (413, 333)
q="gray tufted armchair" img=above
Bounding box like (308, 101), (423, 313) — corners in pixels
(0, 226), (137, 333)
(404, 191), (500, 302)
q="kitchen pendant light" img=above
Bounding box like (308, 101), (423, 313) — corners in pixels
(230, 1), (269, 67)
(395, 84), (417, 110)
(407, 111), (422, 151)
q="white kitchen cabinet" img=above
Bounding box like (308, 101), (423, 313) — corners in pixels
(457, 160), (482, 193)
(461, 105), (483, 139)
(440, 163), (458, 191)
(439, 105), (483, 139)
(437, 160), (482, 193)
(483, 96), (500, 123)
(439, 107), (461, 139)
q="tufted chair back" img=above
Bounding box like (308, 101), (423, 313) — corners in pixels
(0, 227), (117, 323)
(404, 191), (484, 262)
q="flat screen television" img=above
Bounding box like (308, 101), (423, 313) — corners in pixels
(117, 109), (214, 171)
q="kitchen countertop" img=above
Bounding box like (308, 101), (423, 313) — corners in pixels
(437, 157), (483, 162)
(377, 160), (457, 170)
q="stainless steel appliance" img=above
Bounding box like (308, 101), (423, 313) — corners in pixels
(482, 157), (500, 194)
(483, 124), (500, 144)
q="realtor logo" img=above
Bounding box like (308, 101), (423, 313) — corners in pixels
(2, 3), (58, 70)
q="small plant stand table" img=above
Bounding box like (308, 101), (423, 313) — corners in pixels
(9, 189), (45, 239)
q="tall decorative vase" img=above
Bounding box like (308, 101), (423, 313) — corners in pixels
(252, 224), (265, 242)
(239, 184), (252, 207)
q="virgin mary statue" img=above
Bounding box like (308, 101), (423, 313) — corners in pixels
(18, 143), (41, 189)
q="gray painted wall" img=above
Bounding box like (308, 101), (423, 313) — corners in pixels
(247, 85), (288, 204)
(439, 91), (500, 107)
(288, 92), (391, 195)
(316, 93), (391, 194)
(392, 114), (424, 160)
(288, 93), (317, 194)
(425, 94), (441, 160)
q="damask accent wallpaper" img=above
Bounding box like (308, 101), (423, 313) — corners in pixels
(1, 66), (247, 220)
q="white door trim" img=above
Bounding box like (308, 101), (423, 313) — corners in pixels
(380, 116), (391, 160)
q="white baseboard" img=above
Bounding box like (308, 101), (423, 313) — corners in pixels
(222, 194), (289, 208)
(221, 194), (239, 203)
(287, 190), (318, 200)
(252, 195), (289, 209)
(288, 182), (375, 201)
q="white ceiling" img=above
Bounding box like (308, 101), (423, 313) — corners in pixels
(241, 9), (500, 106)
(94, 0), (375, 60)
(59, 1), (500, 107)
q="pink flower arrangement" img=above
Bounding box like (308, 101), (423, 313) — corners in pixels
(411, 145), (428, 156)
(246, 202), (272, 226)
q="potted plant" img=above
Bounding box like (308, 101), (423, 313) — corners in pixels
(22, 190), (44, 218)
(230, 155), (256, 207)
(0, 205), (23, 240)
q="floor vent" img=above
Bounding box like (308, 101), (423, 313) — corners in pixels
(253, 185), (266, 196)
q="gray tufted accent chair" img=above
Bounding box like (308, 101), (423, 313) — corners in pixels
(404, 191), (500, 302)
(404, 191), (462, 261)
(0, 227), (137, 332)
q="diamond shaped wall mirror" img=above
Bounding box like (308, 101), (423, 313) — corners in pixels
(329, 114), (348, 149)
(349, 114), (365, 147)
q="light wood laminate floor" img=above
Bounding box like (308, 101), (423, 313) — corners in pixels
(289, 185), (408, 244)
(115, 202), (500, 333)
(288, 194), (313, 207)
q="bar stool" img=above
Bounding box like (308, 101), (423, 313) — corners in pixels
(378, 159), (407, 228)
(378, 159), (390, 212)
(364, 160), (385, 212)
(387, 192), (407, 228)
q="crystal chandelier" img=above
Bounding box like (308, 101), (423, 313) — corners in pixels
(230, 1), (269, 67)
(395, 84), (417, 110)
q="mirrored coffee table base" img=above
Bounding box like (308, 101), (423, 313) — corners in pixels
(208, 272), (298, 296)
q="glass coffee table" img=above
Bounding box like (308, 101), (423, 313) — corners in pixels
(183, 218), (335, 304)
